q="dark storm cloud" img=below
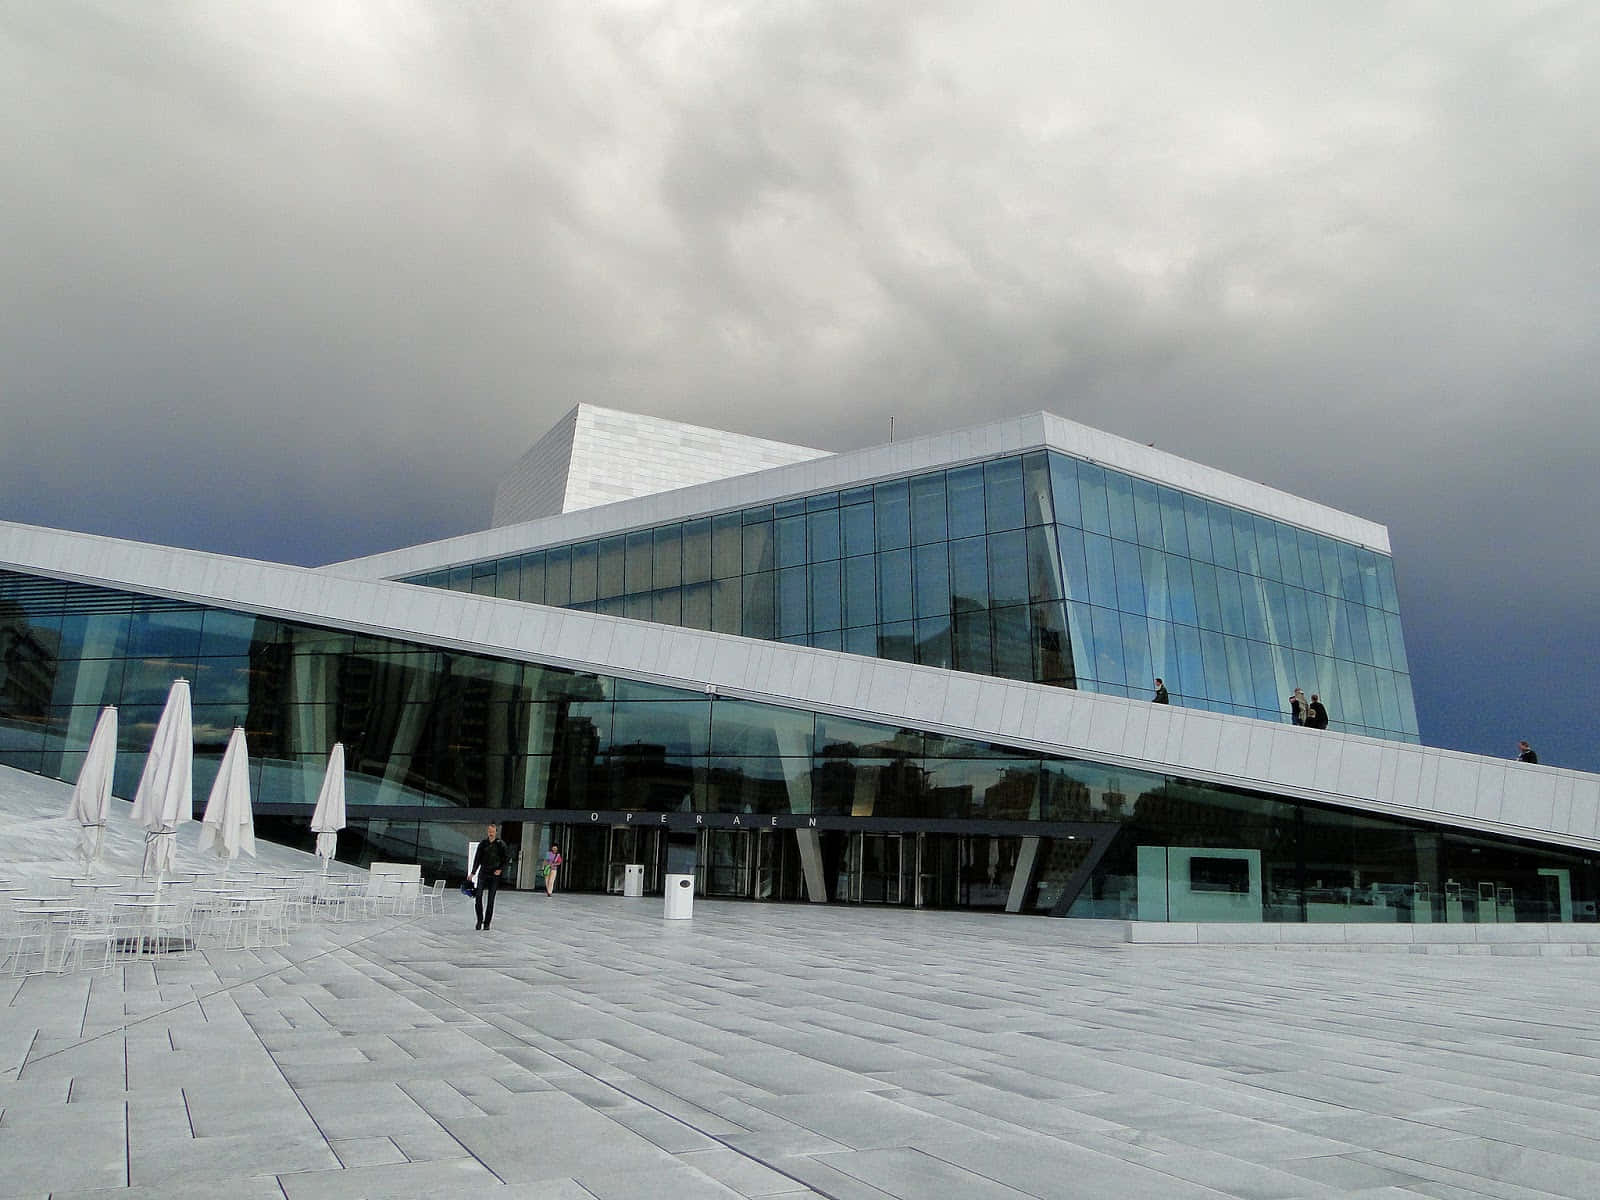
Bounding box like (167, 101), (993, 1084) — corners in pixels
(2, 2), (1595, 766)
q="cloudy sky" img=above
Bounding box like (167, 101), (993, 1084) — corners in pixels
(3, 2), (1595, 770)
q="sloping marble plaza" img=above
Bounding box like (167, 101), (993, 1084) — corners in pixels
(7, 883), (1600, 1199)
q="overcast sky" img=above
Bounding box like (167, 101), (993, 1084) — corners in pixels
(3, 2), (1595, 770)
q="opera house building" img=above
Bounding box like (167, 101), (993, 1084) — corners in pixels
(2, 405), (1595, 926)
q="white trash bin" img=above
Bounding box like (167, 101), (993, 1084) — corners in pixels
(623, 863), (644, 898)
(663, 873), (694, 919)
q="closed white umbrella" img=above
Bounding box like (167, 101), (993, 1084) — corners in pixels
(310, 742), (346, 872)
(130, 678), (193, 883)
(68, 706), (118, 875)
(199, 726), (255, 866)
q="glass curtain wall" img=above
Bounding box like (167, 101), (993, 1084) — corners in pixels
(413, 454), (1074, 688)
(1049, 455), (1418, 739)
(1, 568), (1521, 923)
(408, 451), (1416, 741)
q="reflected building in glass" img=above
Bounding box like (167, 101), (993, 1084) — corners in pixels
(1, 405), (1594, 924)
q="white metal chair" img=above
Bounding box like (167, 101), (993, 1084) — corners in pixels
(284, 875), (319, 925)
(244, 895), (288, 948)
(2, 904), (52, 977)
(58, 906), (127, 974)
(156, 895), (197, 954)
(358, 875), (394, 919)
(199, 896), (252, 950)
(422, 879), (447, 915)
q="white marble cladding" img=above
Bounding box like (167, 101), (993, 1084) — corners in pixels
(4, 519), (1589, 856)
(490, 404), (830, 527)
(489, 406), (577, 527)
(331, 408), (1392, 581)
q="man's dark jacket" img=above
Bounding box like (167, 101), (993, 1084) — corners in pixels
(475, 838), (509, 881)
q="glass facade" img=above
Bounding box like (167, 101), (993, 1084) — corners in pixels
(408, 450), (1418, 742)
(0, 567), (1581, 921)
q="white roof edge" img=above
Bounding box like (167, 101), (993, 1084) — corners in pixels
(1, 519), (1583, 855)
(325, 409), (1391, 580)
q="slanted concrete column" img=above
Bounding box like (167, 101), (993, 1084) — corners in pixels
(794, 828), (827, 904)
(772, 721), (827, 902)
(1005, 836), (1041, 913)
(518, 823), (544, 889)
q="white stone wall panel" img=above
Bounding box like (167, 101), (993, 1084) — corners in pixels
(491, 404), (829, 527)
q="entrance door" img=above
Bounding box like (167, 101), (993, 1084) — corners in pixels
(915, 833), (960, 908)
(863, 833), (902, 903)
(841, 833), (908, 903)
(556, 824), (610, 894)
(701, 829), (752, 897)
(753, 830), (779, 900)
(606, 826), (662, 893)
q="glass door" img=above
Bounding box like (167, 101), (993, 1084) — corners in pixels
(852, 833), (905, 903)
(701, 829), (752, 897)
(754, 830), (779, 900)
(558, 824), (610, 894)
(915, 833), (960, 908)
(606, 826), (662, 893)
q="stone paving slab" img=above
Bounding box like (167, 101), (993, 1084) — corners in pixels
(10, 889), (1600, 1197)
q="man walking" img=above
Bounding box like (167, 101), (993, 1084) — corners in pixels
(1152, 678), (1169, 704)
(473, 823), (509, 931)
(1518, 741), (1539, 764)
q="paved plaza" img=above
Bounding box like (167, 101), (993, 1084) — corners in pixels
(8, 882), (1600, 1200)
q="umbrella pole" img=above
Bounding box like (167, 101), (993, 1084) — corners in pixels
(152, 860), (164, 953)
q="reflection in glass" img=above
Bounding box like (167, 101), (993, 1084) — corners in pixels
(874, 479), (910, 550)
(841, 502), (875, 557)
(712, 514), (742, 579)
(682, 518), (712, 584)
(984, 458), (1025, 532)
(910, 472), (948, 546)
